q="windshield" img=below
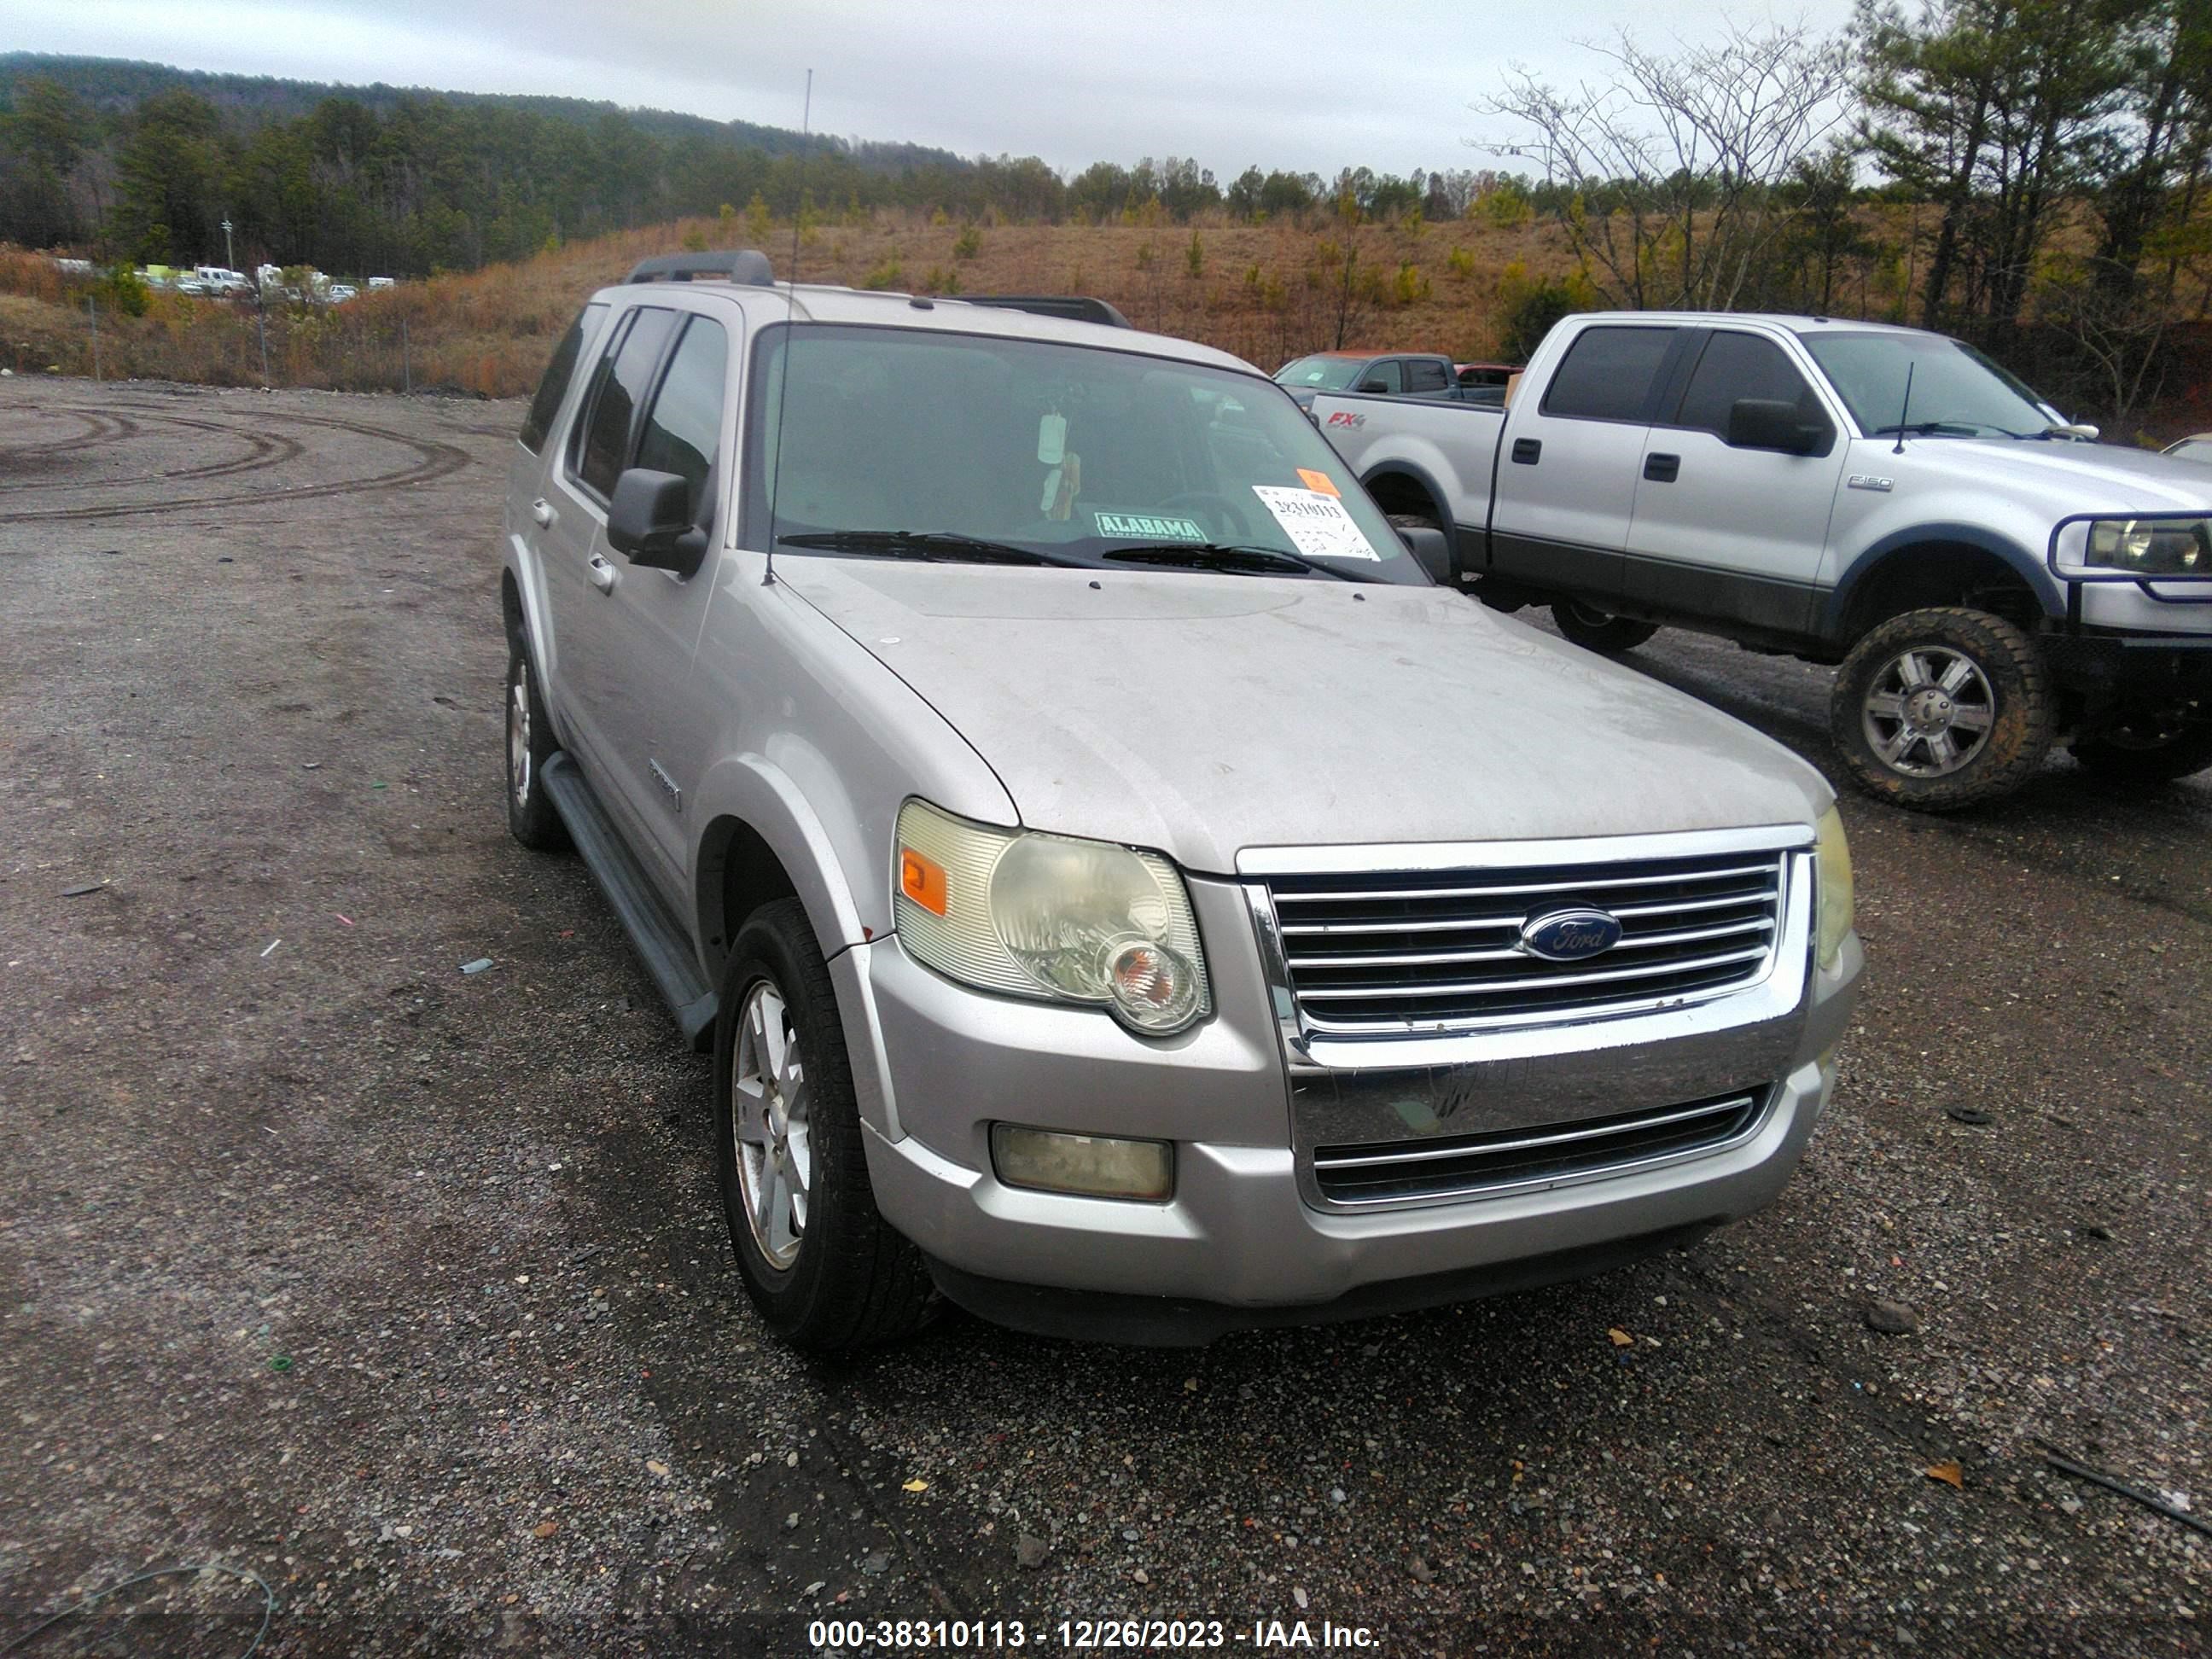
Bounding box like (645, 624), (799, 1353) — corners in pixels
(748, 324), (1425, 582)
(1273, 355), (1367, 392)
(1798, 330), (2058, 439)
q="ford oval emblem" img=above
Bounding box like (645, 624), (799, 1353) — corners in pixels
(1520, 906), (1623, 961)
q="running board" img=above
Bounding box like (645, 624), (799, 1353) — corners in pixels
(540, 751), (718, 1051)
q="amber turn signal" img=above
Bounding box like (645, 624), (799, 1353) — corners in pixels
(899, 846), (948, 916)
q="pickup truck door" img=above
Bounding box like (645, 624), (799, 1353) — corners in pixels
(1488, 323), (1683, 604)
(1404, 357), (1455, 400)
(583, 310), (735, 891)
(538, 302), (683, 863)
(1622, 328), (1846, 637)
(1356, 358), (1404, 395)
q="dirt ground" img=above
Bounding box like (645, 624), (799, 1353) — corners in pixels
(0, 379), (2204, 1656)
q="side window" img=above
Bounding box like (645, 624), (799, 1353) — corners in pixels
(573, 306), (679, 499)
(1671, 332), (1830, 443)
(634, 316), (731, 527)
(1540, 326), (1678, 422)
(1361, 359), (1405, 394)
(519, 302), (605, 454)
(1406, 358), (1449, 393)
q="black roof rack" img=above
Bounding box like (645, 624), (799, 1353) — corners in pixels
(624, 250), (775, 286)
(960, 294), (1133, 329)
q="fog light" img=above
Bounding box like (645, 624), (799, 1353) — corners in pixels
(990, 1124), (1173, 1202)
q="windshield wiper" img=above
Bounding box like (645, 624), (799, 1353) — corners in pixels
(1100, 543), (1353, 579)
(1867, 419), (2017, 439)
(777, 529), (1079, 566)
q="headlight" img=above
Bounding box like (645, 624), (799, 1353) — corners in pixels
(1813, 805), (1854, 975)
(894, 800), (1211, 1034)
(2058, 516), (2212, 576)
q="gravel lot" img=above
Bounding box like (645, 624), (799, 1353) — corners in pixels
(0, 379), (2204, 1656)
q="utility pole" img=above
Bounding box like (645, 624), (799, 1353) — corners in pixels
(87, 294), (100, 381)
(222, 218), (235, 271)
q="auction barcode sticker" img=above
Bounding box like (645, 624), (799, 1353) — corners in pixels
(1250, 485), (1382, 561)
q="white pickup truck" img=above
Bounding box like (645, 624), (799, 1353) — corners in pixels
(1315, 311), (2212, 809)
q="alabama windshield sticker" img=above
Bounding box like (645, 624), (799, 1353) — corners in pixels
(1092, 511), (1207, 543)
(1249, 486), (1381, 560)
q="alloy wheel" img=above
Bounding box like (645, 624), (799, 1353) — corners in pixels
(508, 663), (533, 806)
(1860, 645), (1995, 777)
(731, 979), (812, 1270)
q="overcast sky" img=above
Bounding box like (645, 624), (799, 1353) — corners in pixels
(2, 0), (1857, 179)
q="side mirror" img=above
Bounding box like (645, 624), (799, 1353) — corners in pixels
(1358, 379), (1390, 393)
(1394, 523), (1452, 585)
(1726, 398), (1827, 456)
(607, 468), (708, 573)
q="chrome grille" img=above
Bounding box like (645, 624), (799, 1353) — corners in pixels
(1313, 1090), (1767, 1206)
(1264, 847), (1788, 1033)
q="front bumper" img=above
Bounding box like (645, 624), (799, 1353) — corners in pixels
(843, 863), (1858, 1341)
(2045, 626), (2212, 700)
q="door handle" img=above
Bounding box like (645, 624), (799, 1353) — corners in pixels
(1643, 452), (1680, 483)
(587, 556), (619, 593)
(531, 498), (556, 527)
(1511, 438), (1542, 465)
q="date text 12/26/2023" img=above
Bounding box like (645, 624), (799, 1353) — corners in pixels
(806, 1618), (1381, 1651)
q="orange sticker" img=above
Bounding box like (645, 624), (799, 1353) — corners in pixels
(1296, 469), (1341, 497)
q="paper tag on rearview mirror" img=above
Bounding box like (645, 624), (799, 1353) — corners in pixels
(1037, 413), (1067, 465)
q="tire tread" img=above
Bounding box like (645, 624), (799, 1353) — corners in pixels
(1830, 606), (2053, 812)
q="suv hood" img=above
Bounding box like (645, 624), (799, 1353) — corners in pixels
(1890, 437), (2212, 517)
(784, 563), (1829, 873)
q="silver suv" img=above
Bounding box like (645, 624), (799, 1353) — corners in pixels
(499, 251), (1863, 1348)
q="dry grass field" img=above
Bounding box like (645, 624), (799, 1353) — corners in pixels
(0, 212), (1611, 395)
(7, 208), (2206, 445)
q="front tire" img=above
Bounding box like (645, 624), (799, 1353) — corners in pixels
(2071, 708), (2212, 787)
(1552, 600), (1659, 655)
(1831, 607), (2053, 811)
(714, 899), (936, 1349)
(504, 637), (568, 851)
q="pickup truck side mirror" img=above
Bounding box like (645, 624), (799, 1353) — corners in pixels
(1358, 379), (1390, 393)
(1726, 398), (1828, 457)
(607, 467), (710, 575)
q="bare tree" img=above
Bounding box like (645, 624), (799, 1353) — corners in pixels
(2039, 255), (2174, 428)
(1474, 20), (1852, 311)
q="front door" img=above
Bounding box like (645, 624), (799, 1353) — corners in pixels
(589, 310), (736, 888)
(1489, 323), (1681, 605)
(538, 303), (681, 811)
(1623, 329), (1848, 637)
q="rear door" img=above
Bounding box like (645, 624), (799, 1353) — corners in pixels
(1623, 328), (1846, 637)
(1489, 323), (1683, 603)
(538, 302), (682, 800)
(587, 307), (736, 887)
(508, 300), (607, 708)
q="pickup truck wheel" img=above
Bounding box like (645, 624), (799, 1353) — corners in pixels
(1831, 607), (2053, 811)
(2070, 709), (2212, 786)
(714, 899), (936, 1349)
(504, 639), (568, 852)
(1552, 601), (1659, 655)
